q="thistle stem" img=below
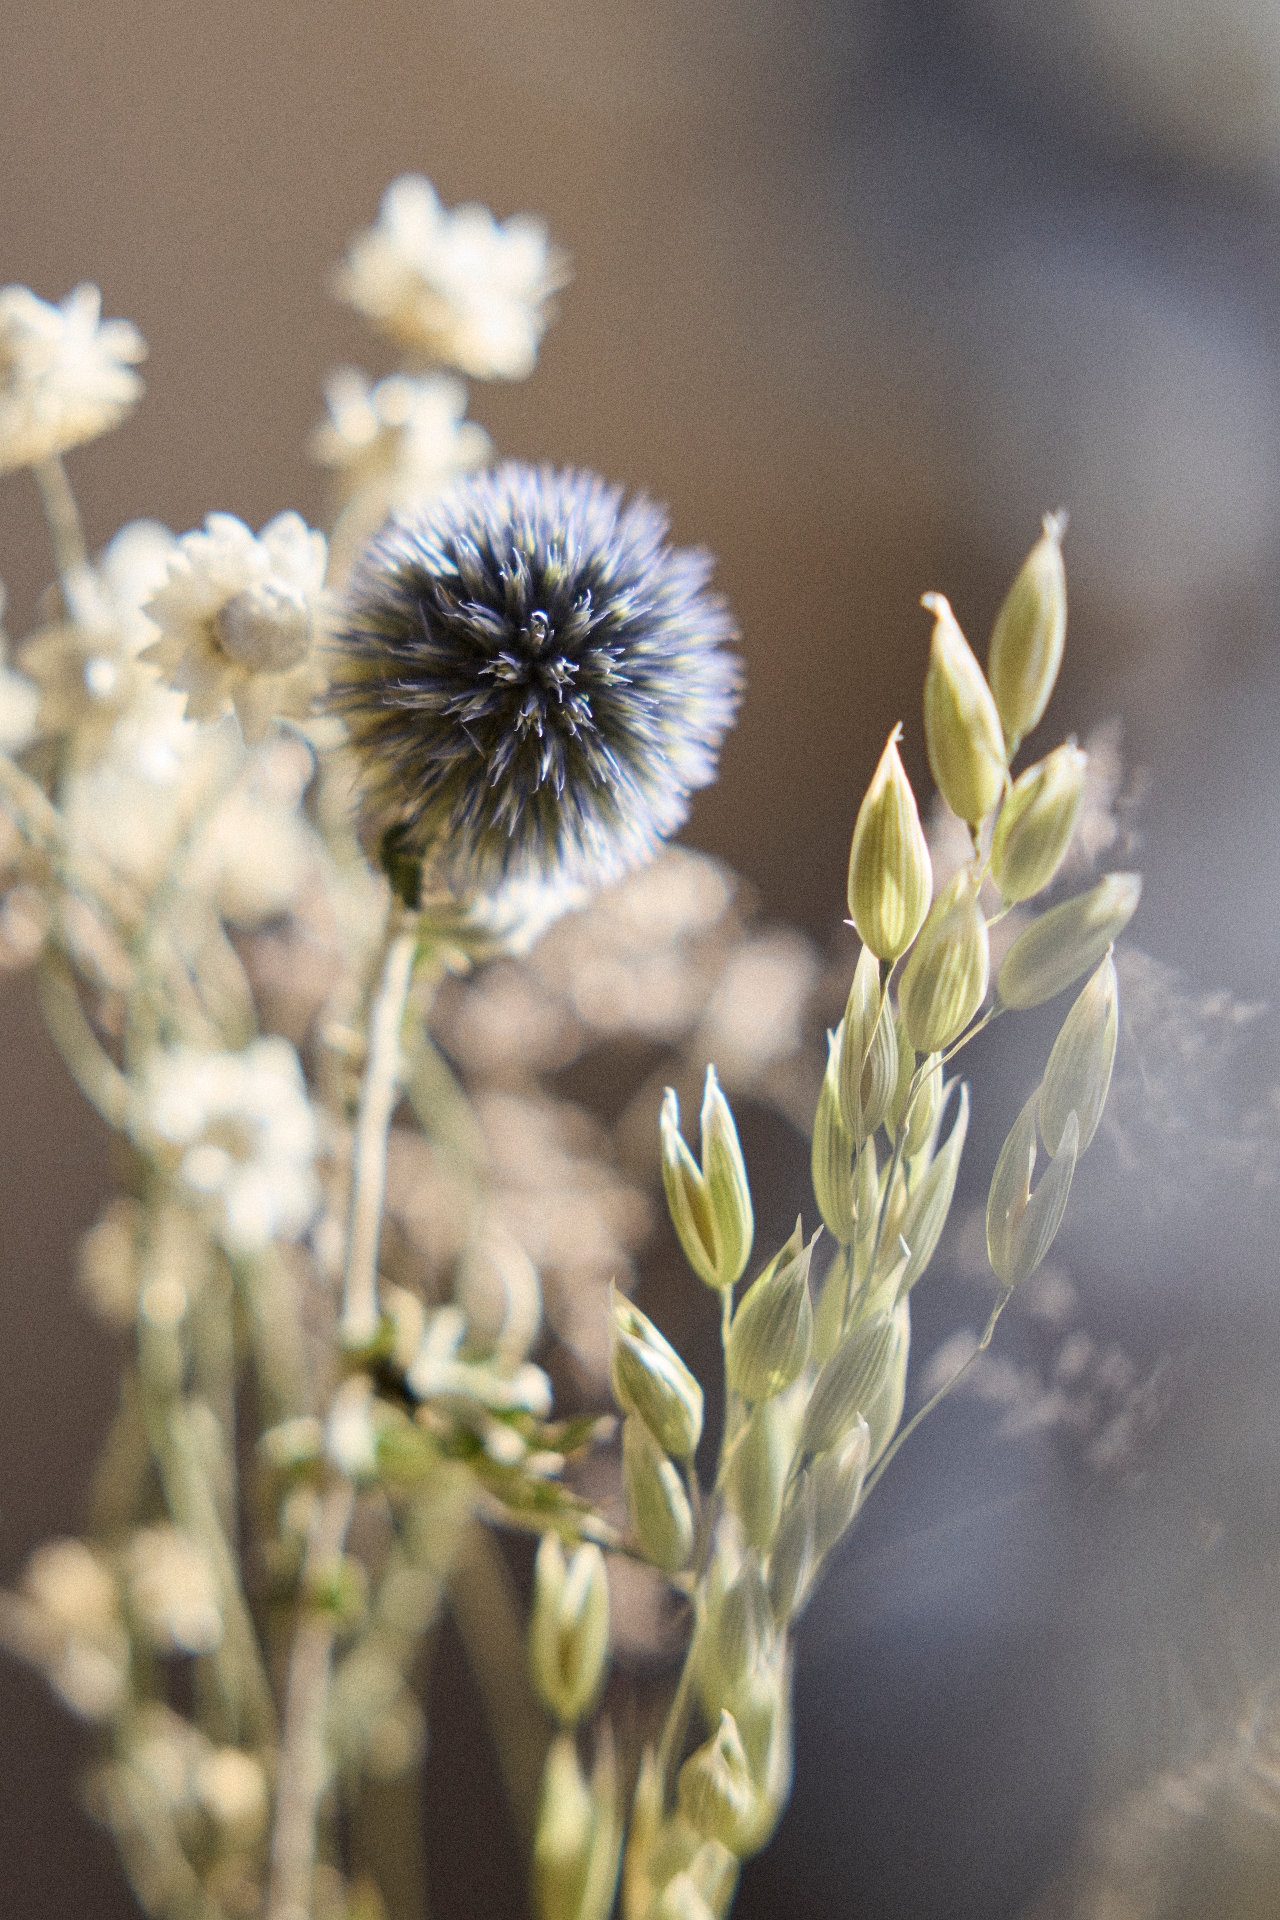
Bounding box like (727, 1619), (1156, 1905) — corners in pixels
(266, 1477), (356, 1920)
(340, 922), (418, 1346)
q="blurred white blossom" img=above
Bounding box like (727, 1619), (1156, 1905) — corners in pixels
(143, 511), (330, 742)
(336, 174), (570, 380)
(186, 733), (320, 926)
(312, 367), (490, 510)
(0, 283), (145, 474)
(13, 1539), (128, 1720)
(133, 1038), (320, 1255)
(125, 1526), (222, 1656)
(20, 520), (178, 747)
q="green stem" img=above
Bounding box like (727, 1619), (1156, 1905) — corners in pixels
(447, 1520), (551, 1854)
(341, 922), (418, 1347)
(655, 1625), (701, 1801)
(32, 452), (91, 612)
(860, 1286), (1012, 1502)
(35, 951), (132, 1128)
(0, 750), (140, 927)
(266, 1478), (356, 1920)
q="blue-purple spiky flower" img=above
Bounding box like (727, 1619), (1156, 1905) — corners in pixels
(333, 462), (742, 892)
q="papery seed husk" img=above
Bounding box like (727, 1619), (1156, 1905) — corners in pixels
(989, 740), (1087, 905)
(726, 1223), (815, 1402)
(987, 512), (1067, 750)
(812, 1030), (856, 1244)
(922, 593), (1007, 825)
(998, 873), (1141, 1010)
(1039, 950), (1118, 1155)
(701, 1066), (754, 1290)
(799, 1311), (895, 1457)
(847, 726), (933, 961)
(898, 869), (991, 1054)
(622, 1415), (694, 1572)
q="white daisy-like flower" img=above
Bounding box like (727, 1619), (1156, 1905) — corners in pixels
(0, 283), (145, 475)
(133, 1036), (320, 1255)
(311, 367), (491, 512)
(142, 511), (331, 743)
(336, 175), (570, 381)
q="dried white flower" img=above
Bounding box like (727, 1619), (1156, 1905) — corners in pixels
(185, 733), (320, 926)
(0, 283), (145, 473)
(133, 1037), (320, 1255)
(20, 520), (178, 746)
(194, 1747), (268, 1839)
(336, 175), (570, 380)
(60, 678), (239, 887)
(18, 1539), (129, 1719)
(125, 1526), (223, 1655)
(311, 367), (490, 511)
(143, 511), (331, 742)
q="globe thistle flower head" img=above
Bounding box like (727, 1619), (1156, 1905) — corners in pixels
(333, 462), (743, 895)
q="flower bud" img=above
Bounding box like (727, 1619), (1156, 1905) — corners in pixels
(898, 869), (990, 1054)
(658, 1844), (738, 1920)
(799, 1311), (895, 1457)
(532, 1732), (594, 1920)
(809, 1418), (871, 1558)
(987, 512), (1067, 750)
(921, 593), (1007, 825)
(653, 1875), (718, 1920)
(812, 1030), (856, 1244)
(989, 741), (1087, 904)
(986, 1091), (1079, 1287)
(838, 945), (899, 1144)
(660, 1070), (754, 1293)
(726, 1221), (816, 1403)
(847, 725), (933, 960)
(678, 1711), (759, 1856)
(610, 1286), (703, 1458)
(1039, 951), (1118, 1155)
(767, 1478), (816, 1624)
(898, 1082), (969, 1294)
(622, 1415), (694, 1572)
(997, 873), (1141, 1010)
(726, 1395), (796, 1554)
(528, 1534), (610, 1726)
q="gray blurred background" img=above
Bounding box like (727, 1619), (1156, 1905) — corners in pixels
(5, 1), (1280, 1915)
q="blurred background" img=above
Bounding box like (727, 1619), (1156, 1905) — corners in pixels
(4, 1), (1280, 1915)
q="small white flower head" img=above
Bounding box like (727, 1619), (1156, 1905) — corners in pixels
(0, 283), (145, 474)
(142, 511), (331, 742)
(133, 1037), (320, 1255)
(336, 175), (570, 380)
(185, 733), (320, 926)
(125, 1526), (223, 1655)
(20, 519), (178, 743)
(22, 1538), (128, 1720)
(312, 367), (491, 512)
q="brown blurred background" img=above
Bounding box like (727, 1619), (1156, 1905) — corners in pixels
(6, 1), (1280, 1915)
